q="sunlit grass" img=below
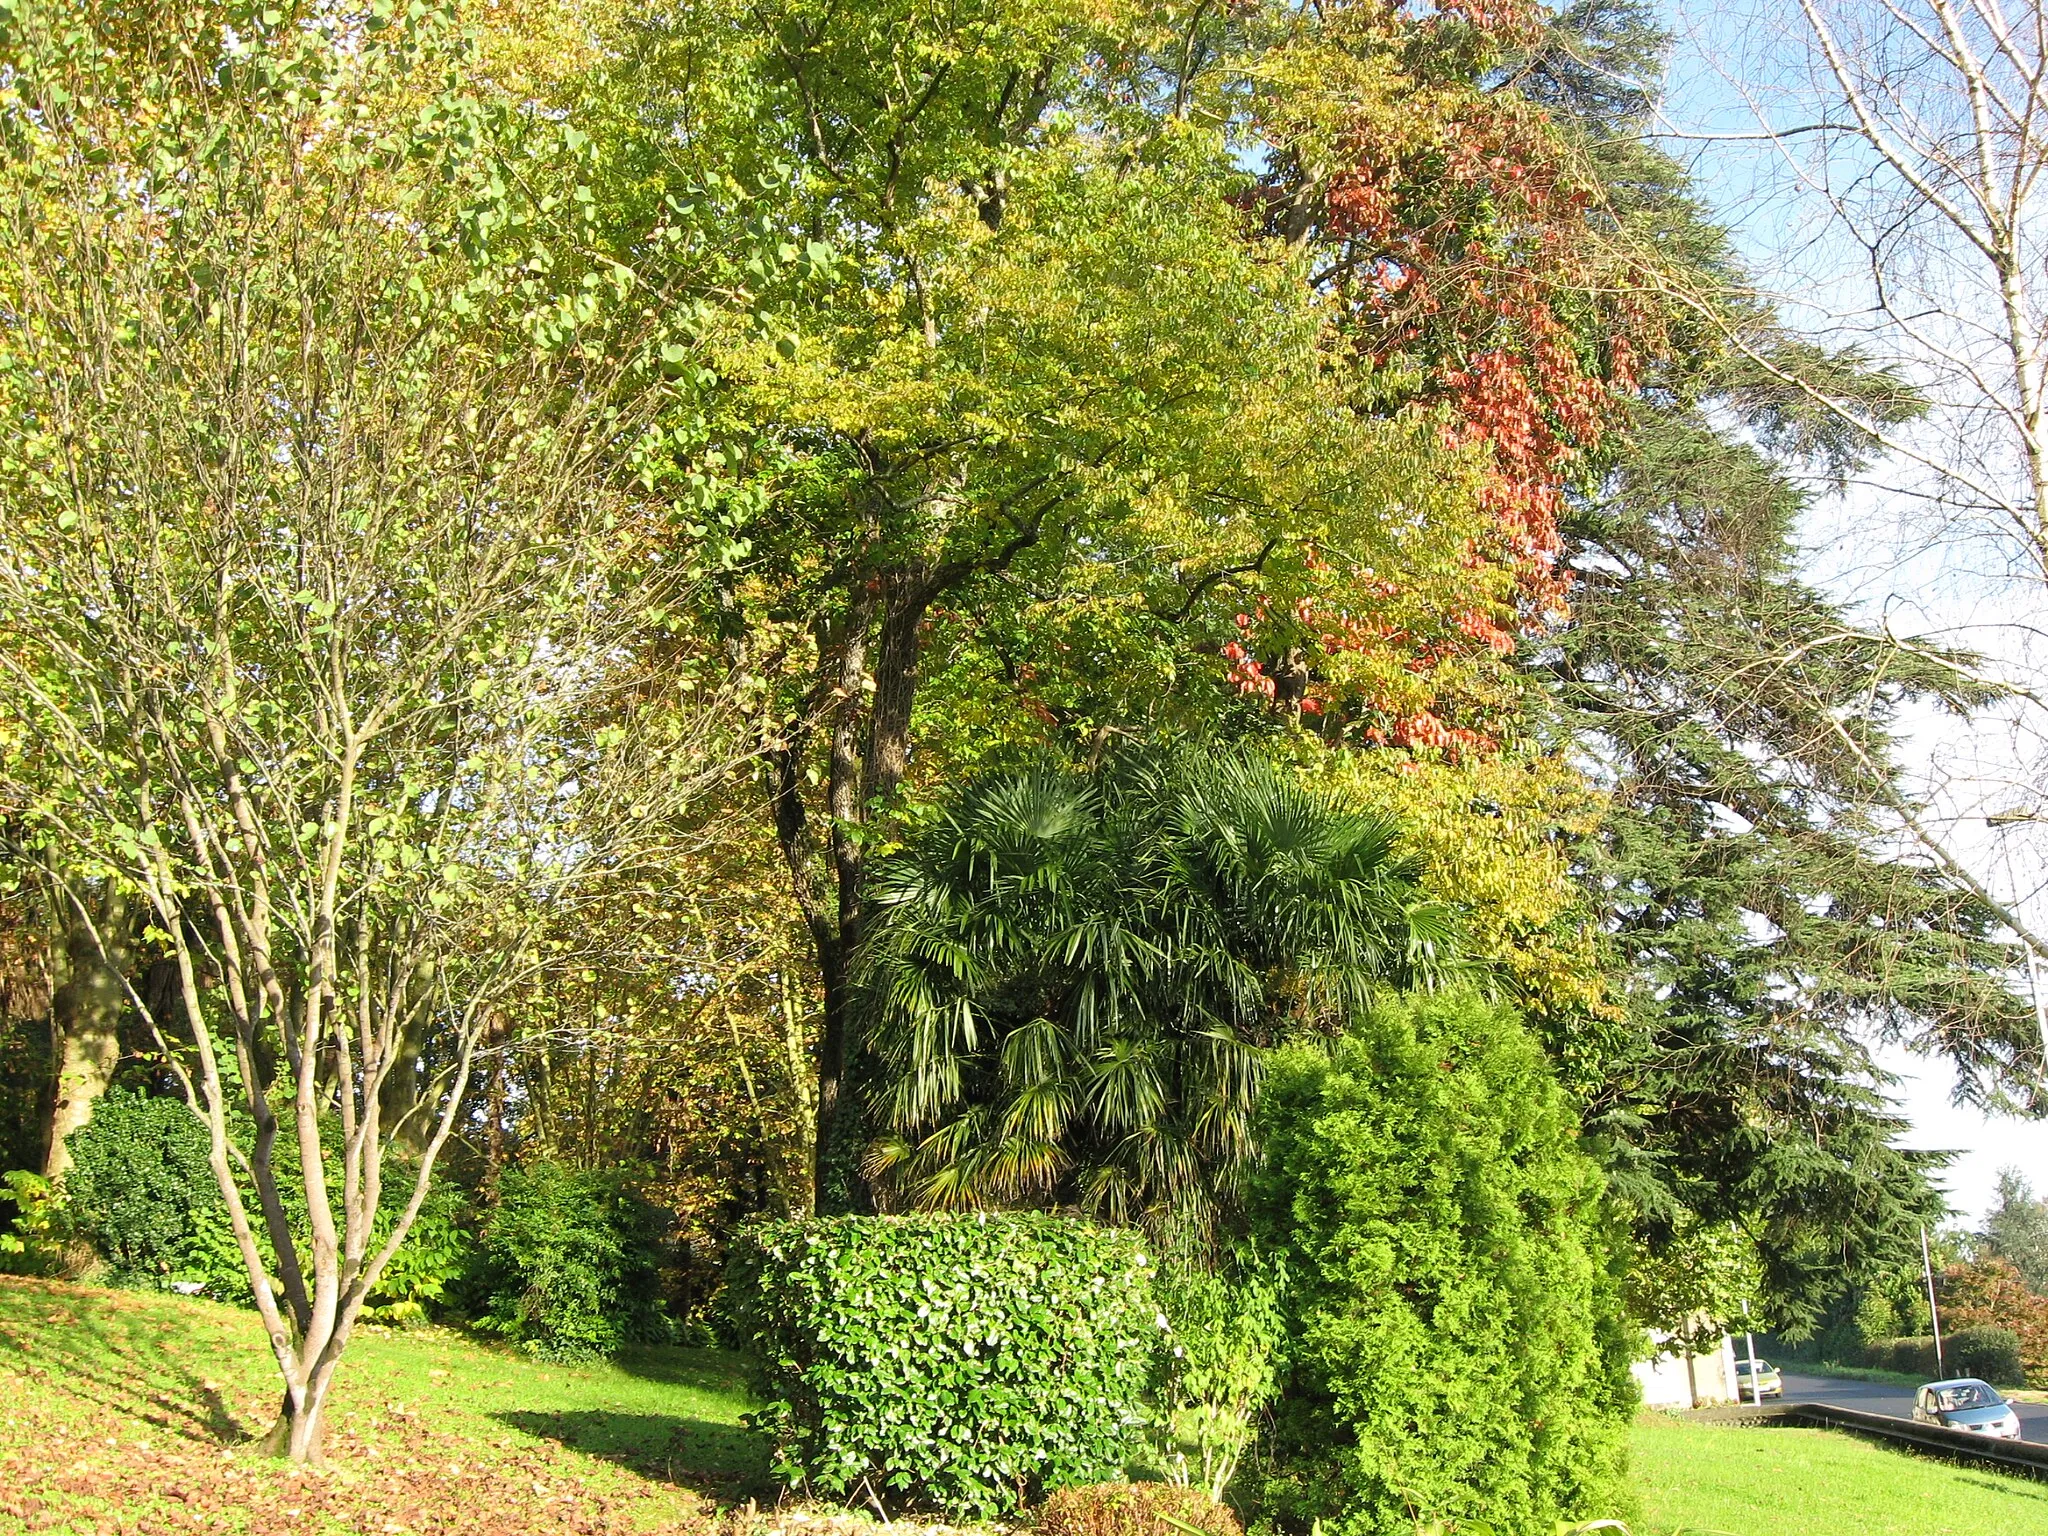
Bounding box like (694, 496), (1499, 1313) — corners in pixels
(1631, 1411), (2048, 1536)
(0, 1273), (763, 1533)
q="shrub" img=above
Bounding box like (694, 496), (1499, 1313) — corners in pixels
(1040, 1482), (1243, 1536)
(62, 1089), (479, 1315)
(725, 1212), (1157, 1521)
(1871, 1335), (1941, 1377)
(1152, 1251), (1285, 1501)
(1940, 1257), (2048, 1385)
(469, 1160), (672, 1358)
(0, 1170), (77, 1276)
(1852, 1291), (1898, 1354)
(1244, 990), (1630, 1536)
(1947, 1326), (2026, 1386)
(61, 1090), (243, 1290)
(361, 1184), (478, 1326)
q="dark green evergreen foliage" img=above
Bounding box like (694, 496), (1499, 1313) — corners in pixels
(1511, 38), (2029, 1338)
(469, 1161), (672, 1359)
(723, 1212), (1157, 1521)
(1244, 990), (1630, 1536)
(859, 750), (1455, 1240)
(1502, 0), (1668, 131)
(61, 1090), (243, 1289)
(1981, 1170), (2048, 1293)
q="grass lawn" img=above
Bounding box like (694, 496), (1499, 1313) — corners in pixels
(1631, 1412), (2048, 1536)
(0, 1273), (768, 1534)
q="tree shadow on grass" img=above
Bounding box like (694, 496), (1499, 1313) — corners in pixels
(495, 1408), (771, 1501)
(611, 1343), (754, 1397)
(0, 1281), (251, 1444)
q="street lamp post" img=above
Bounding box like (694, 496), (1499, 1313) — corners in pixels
(1922, 1224), (1945, 1377)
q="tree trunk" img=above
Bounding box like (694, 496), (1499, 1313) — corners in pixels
(256, 1353), (343, 1463)
(772, 569), (939, 1214)
(43, 882), (135, 1178)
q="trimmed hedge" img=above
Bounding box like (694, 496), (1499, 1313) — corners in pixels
(724, 1212), (1157, 1520)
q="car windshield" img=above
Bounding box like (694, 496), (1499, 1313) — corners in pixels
(1936, 1384), (2001, 1411)
(1736, 1361), (1772, 1373)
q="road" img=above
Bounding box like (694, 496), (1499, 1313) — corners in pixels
(1774, 1368), (2048, 1443)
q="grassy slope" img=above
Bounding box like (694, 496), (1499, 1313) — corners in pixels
(0, 1274), (765, 1535)
(19, 1275), (2048, 1536)
(1631, 1413), (2048, 1536)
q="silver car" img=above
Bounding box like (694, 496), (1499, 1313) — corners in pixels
(1913, 1378), (2023, 1440)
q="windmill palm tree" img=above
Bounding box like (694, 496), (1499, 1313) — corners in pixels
(858, 751), (1457, 1243)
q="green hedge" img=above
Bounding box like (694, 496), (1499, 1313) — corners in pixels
(1245, 990), (1631, 1536)
(724, 1212), (1157, 1520)
(1869, 1329), (2024, 1385)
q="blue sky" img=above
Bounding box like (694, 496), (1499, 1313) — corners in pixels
(1653, 0), (2048, 1226)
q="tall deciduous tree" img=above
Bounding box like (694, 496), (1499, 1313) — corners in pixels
(0, 0), (748, 1458)
(1981, 1169), (2048, 1293)
(613, 0), (1500, 1208)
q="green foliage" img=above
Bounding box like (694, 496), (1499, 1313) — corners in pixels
(724, 1212), (1157, 1520)
(61, 1092), (242, 1292)
(1946, 1327), (2025, 1386)
(1152, 1251), (1286, 1501)
(470, 1162), (672, 1360)
(0, 1169), (68, 1274)
(1245, 990), (1630, 1536)
(1980, 1169), (2048, 1294)
(861, 751), (1455, 1240)
(1864, 1336), (1941, 1377)
(361, 1186), (479, 1327)
(1853, 1290), (1899, 1350)
(60, 1089), (478, 1317)
(1622, 1211), (1764, 1353)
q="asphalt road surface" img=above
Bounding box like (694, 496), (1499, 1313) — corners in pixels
(1775, 1368), (2048, 1443)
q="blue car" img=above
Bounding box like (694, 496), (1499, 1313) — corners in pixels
(1913, 1378), (2022, 1440)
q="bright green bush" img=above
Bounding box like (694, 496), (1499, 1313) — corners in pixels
(361, 1184), (478, 1326)
(1245, 990), (1631, 1536)
(0, 1169), (71, 1275)
(724, 1212), (1157, 1520)
(469, 1160), (672, 1358)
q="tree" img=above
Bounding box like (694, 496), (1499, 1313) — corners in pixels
(1982, 1169), (2048, 1293)
(1703, 0), (2048, 966)
(1246, 989), (1629, 1536)
(0, 0), (746, 1458)
(858, 752), (1454, 1242)
(1436, 0), (2026, 1336)
(1943, 1256), (2048, 1383)
(598, 0), (1526, 1213)
(1622, 1213), (1764, 1405)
